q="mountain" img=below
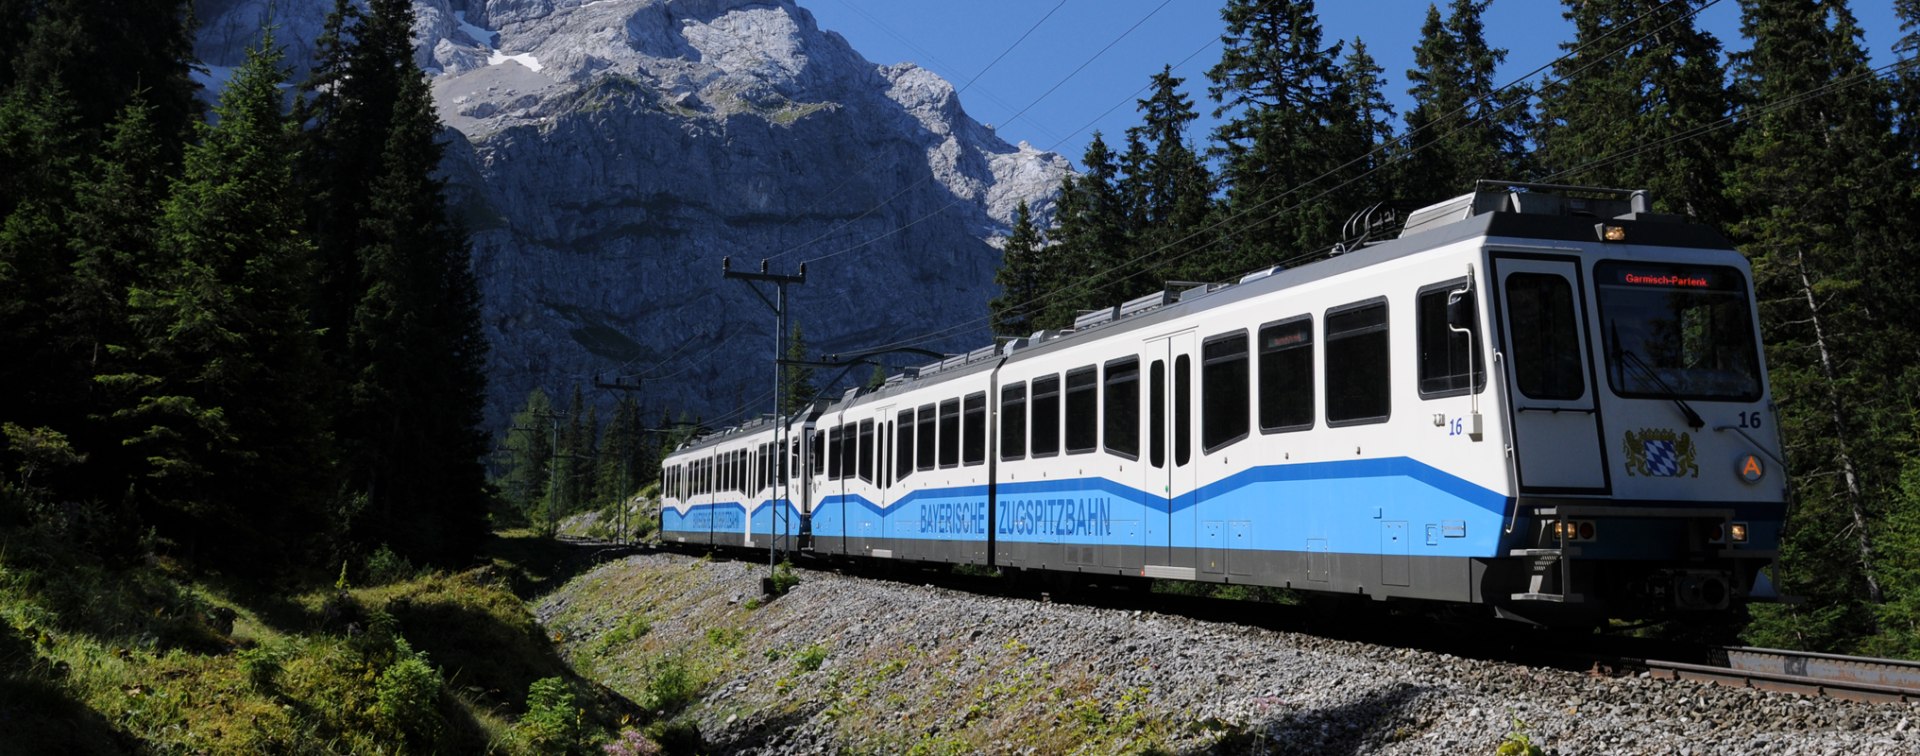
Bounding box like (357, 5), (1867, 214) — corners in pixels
(192, 0), (1069, 431)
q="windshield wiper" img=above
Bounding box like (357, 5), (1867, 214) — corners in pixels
(1614, 346), (1705, 430)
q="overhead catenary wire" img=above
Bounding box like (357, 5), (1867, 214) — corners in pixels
(797, 31), (1222, 268)
(765, 0), (1075, 264)
(834, 0), (1734, 357)
(769, 0), (1175, 263)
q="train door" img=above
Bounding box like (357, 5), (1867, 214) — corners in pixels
(1143, 331), (1199, 577)
(868, 408), (891, 556)
(1492, 254), (1609, 492)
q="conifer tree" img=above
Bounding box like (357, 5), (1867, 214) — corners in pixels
(4, 0), (196, 156)
(501, 388), (555, 519)
(1328, 39), (1398, 221)
(1206, 0), (1349, 276)
(1533, 0), (1735, 222)
(781, 323), (817, 414)
(989, 201), (1045, 337)
(109, 30), (331, 567)
(1728, 0), (1917, 650)
(1397, 0), (1530, 204)
(1129, 67), (1216, 285)
(324, 0), (491, 564)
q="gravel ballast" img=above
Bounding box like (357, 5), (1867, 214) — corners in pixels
(538, 552), (1915, 754)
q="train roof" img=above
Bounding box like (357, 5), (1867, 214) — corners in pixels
(664, 181), (1738, 449)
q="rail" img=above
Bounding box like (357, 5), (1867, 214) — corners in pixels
(1643, 646), (1920, 704)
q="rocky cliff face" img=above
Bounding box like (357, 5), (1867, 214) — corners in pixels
(192, 0), (1068, 431)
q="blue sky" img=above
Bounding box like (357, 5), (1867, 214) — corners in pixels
(798, 0), (1906, 169)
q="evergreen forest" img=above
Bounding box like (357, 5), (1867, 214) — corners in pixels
(3, 0), (1920, 749)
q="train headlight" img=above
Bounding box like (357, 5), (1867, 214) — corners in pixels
(1730, 522), (1749, 543)
(1709, 523), (1725, 543)
(1577, 521), (1595, 541)
(1596, 223), (1628, 242)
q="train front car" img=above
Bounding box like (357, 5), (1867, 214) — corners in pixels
(1461, 185), (1785, 625)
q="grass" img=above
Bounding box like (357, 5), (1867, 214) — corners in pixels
(0, 516), (642, 754)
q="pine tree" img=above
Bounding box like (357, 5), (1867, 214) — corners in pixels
(1728, 0), (1918, 651)
(781, 323), (817, 415)
(501, 388), (555, 520)
(989, 201), (1045, 338)
(58, 100), (173, 524)
(1206, 0), (1350, 276)
(1533, 0), (1735, 222)
(109, 29), (331, 567)
(4, 0), (196, 156)
(1129, 67), (1216, 285)
(330, 0), (491, 564)
(0, 85), (83, 437)
(1397, 0), (1531, 204)
(1328, 39), (1398, 221)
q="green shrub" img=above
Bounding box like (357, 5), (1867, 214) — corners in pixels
(792, 643), (828, 672)
(374, 638), (445, 742)
(638, 656), (697, 713)
(1495, 717), (1546, 756)
(237, 645), (283, 692)
(515, 676), (585, 752)
(602, 614), (652, 647)
(768, 560), (800, 595)
(705, 625), (744, 649)
(365, 545), (415, 585)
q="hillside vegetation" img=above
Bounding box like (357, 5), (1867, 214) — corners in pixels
(0, 513), (643, 754)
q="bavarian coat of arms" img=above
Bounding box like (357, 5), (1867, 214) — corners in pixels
(1623, 428), (1699, 478)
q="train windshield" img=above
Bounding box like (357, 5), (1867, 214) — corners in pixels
(1594, 261), (1762, 401)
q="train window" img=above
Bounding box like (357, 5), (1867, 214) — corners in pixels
(916, 404), (936, 471)
(963, 392), (987, 466)
(841, 424), (859, 481)
(1326, 299), (1391, 425)
(735, 450), (745, 491)
(1174, 355), (1192, 466)
(938, 399), (961, 468)
(1417, 279), (1486, 397)
(882, 422), (893, 488)
(858, 420), (875, 483)
(1150, 360), (1166, 468)
(825, 427), (842, 480)
(1593, 262), (1762, 401)
(1104, 358), (1140, 459)
(1031, 375), (1061, 457)
(810, 431), (823, 476)
(1065, 367), (1098, 454)
(1202, 331), (1250, 453)
(896, 410), (915, 480)
(1000, 383), (1027, 461)
(1259, 317), (1314, 433)
(1505, 273), (1584, 400)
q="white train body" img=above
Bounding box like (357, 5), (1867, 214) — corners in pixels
(662, 184), (1785, 622)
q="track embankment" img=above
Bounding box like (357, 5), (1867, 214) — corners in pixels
(538, 553), (1916, 754)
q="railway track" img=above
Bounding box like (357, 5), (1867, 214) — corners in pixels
(1643, 647), (1920, 704)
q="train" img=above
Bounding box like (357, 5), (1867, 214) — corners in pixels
(659, 181), (1784, 626)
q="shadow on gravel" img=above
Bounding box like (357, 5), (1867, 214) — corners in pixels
(702, 705), (822, 754)
(1192, 682), (1431, 756)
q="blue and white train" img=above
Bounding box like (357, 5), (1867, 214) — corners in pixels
(660, 182), (1784, 624)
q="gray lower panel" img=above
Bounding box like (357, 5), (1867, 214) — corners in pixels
(821, 538), (1491, 604)
(824, 537), (990, 565)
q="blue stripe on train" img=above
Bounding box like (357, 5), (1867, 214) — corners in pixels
(805, 456), (1510, 558)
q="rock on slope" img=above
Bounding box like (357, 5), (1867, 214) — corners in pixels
(540, 553), (1919, 754)
(191, 0), (1070, 429)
